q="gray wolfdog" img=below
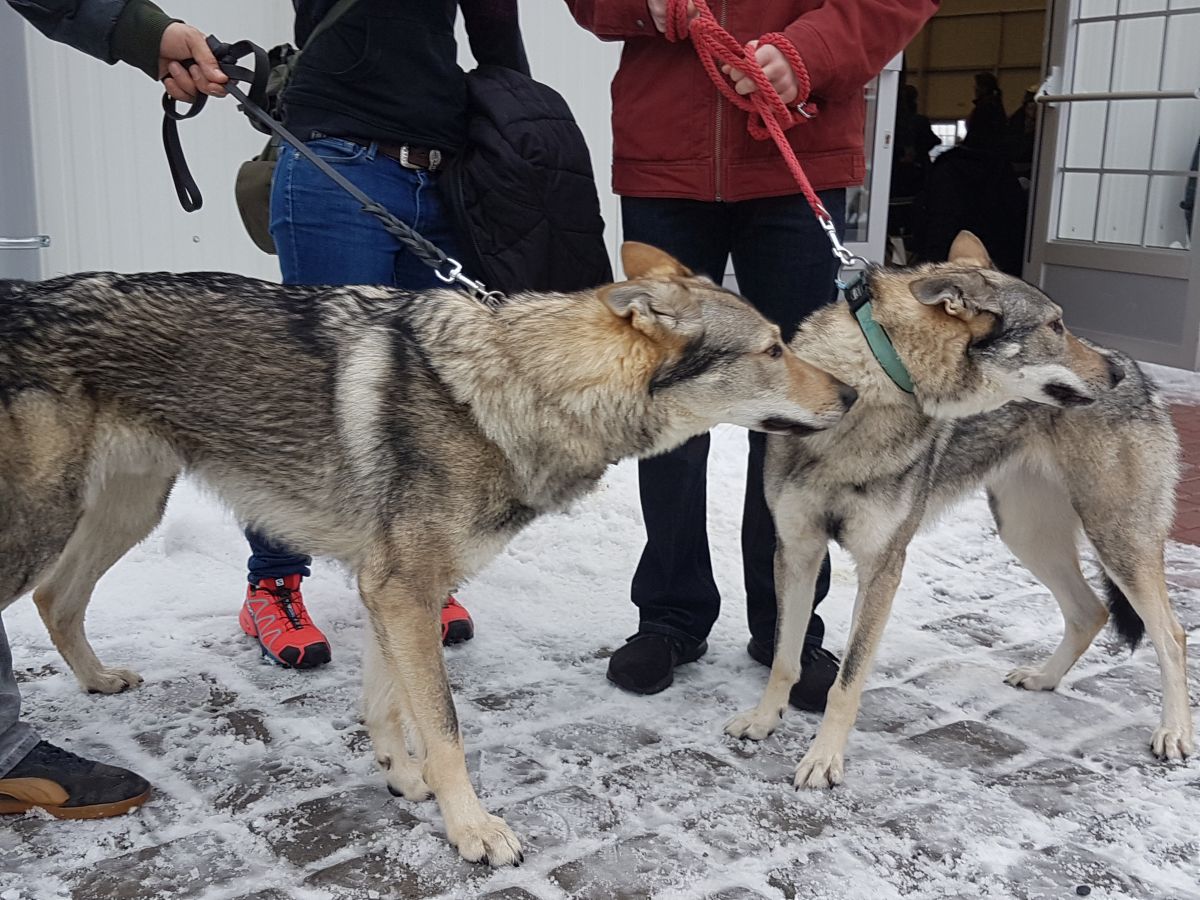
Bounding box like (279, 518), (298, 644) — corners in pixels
(0, 243), (853, 864)
(727, 231), (1193, 788)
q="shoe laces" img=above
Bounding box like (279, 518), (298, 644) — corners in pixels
(264, 582), (313, 632)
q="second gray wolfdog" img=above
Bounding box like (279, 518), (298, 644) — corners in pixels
(0, 243), (853, 863)
(727, 231), (1193, 788)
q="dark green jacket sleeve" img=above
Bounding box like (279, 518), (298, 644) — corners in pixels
(7, 0), (176, 78)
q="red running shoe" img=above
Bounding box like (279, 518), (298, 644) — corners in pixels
(239, 575), (331, 669)
(441, 596), (474, 645)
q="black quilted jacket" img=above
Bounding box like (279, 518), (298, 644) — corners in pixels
(442, 65), (612, 295)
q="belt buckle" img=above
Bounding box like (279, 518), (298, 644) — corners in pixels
(399, 146), (442, 172)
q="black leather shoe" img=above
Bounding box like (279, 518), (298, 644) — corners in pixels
(747, 638), (841, 713)
(746, 636), (774, 668)
(0, 741), (151, 819)
(607, 633), (708, 695)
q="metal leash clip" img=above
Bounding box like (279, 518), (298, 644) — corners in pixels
(819, 215), (869, 275)
(435, 259), (506, 307)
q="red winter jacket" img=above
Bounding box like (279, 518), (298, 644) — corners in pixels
(566, 0), (939, 202)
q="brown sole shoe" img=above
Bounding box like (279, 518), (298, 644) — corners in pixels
(0, 786), (151, 820)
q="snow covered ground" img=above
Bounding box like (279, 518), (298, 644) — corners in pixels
(3, 406), (1200, 899)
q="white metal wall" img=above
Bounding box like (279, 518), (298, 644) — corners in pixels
(16, 0), (292, 280)
(10, 2), (621, 281)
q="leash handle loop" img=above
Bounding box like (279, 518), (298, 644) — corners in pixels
(161, 91), (207, 211)
(207, 37), (272, 133)
(159, 36), (269, 212)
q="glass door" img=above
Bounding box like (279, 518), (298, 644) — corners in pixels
(1027, 0), (1200, 368)
(844, 54), (903, 264)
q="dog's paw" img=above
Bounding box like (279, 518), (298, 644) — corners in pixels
(384, 767), (431, 802)
(82, 667), (143, 695)
(448, 813), (523, 867)
(725, 708), (783, 742)
(376, 751), (431, 801)
(1150, 725), (1194, 761)
(793, 746), (844, 790)
(1004, 666), (1058, 692)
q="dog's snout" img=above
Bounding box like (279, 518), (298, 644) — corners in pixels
(1106, 355), (1126, 388)
(837, 382), (858, 411)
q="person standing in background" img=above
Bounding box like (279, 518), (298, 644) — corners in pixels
(567, 0), (937, 706)
(236, 0), (530, 670)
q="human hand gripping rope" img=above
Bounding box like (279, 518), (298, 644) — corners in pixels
(665, 0), (866, 269)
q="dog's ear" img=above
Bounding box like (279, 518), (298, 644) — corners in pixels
(947, 231), (994, 269)
(908, 270), (1002, 321)
(621, 242), (693, 279)
(601, 280), (702, 343)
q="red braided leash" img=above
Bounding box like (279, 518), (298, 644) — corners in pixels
(666, 0), (831, 223)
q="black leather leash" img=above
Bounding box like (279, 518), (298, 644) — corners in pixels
(161, 39), (267, 212)
(161, 36), (501, 304)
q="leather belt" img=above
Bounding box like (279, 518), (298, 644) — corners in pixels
(344, 137), (444, 171)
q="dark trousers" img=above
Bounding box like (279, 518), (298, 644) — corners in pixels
(622, 190), (845, 649)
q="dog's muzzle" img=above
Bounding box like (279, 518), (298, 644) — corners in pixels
(759, 418), (825, 435)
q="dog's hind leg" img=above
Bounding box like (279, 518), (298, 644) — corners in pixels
(360, 562), (521, 866)
(32, 469), (174, 694)
(1084, 520), (1192, 761)
(362, 629), (429, 801)
(988, 467), (1109, 692)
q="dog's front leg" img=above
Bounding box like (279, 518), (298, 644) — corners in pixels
(359, 569), (522, 867)
(726, 520), (828, 742)
(795, 545), (905, 789)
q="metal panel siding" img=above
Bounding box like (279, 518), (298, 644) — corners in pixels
(19, 0), (292, 280)
(0, 6), (42, 280)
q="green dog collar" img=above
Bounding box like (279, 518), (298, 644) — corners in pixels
(842, 274), (915, 395)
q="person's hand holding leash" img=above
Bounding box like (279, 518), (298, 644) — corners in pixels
(723, 40), (799, 105)
(159, 22), (227, 102)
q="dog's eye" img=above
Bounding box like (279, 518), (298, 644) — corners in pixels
(1049, 319), (1064, 335)
(766, 343), (784, 359)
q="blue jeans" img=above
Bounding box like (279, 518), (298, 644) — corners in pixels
(246, 137), (464, 582)
(0, 614), (39, 777)
(621, 190), (846, 649)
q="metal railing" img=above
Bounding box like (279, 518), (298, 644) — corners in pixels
(0, 236), (50, 249)
(1037, 88), (1200, 104)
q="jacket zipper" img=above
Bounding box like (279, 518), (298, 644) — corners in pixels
(714, 0), (728, 201)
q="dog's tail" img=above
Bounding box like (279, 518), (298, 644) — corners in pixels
(1103, 575), (1145, 650)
